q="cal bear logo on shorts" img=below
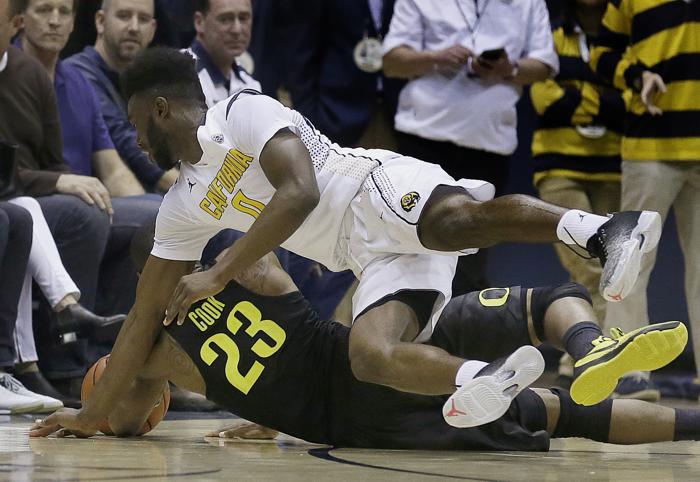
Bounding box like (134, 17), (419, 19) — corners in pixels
(400, 191), (420, 212)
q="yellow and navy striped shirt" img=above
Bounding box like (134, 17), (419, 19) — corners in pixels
(590, 0), (700, 161)
(531, 25), (625, 185)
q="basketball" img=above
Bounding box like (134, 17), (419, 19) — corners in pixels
(81, 355), (170, 436)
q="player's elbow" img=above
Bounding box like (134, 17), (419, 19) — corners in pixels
(290, 184), (320, 216)
(109, 417), (143, 438)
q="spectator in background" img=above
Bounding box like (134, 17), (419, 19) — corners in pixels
(382, 0), (558, 296)
(18, 0), (143, 196)
(0, 0), (114, 325)
(591, 0), (700, 400)
(17, 0), (161, 316)
(1, 2), (123, 409)
(66, 0), (178, 193)
(0, 200), (36, 414)
(281, 0), (402, 150)
(185, 0), (260, 108)
(62, 0), (185, 57)
(529, 0), (625, 390)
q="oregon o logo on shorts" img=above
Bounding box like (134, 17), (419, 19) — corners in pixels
(400, 191), (421, 212)
(478, 287), (510, 307)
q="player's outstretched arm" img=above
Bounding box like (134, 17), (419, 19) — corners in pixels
(31, 255), (194, 437)
(164, 129), (319, 325)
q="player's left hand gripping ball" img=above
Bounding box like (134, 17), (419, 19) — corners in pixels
(165, 270), (226, 326)
(29, 408), (98, 438)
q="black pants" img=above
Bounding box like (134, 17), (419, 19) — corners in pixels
(396, 132), (511, 194)
(396, 132), (511, 296)
(0, 202), (32, 367)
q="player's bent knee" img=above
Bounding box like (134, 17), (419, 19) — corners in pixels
(531, 282), (592, 323)
(348, 340), (397, 385)
(550, 387), (612, 442)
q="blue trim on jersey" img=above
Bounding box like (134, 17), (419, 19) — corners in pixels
(225, 89), (263, 119)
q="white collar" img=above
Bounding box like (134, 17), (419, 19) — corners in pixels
(0, 52), (8, 73)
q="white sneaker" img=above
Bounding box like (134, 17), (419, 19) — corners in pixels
(0, 374), (63, 413)
(443, 346), (545, 428)
(0, 384), (43, 414)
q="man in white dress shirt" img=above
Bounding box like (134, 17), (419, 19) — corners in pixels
(383, 0), (558, 295)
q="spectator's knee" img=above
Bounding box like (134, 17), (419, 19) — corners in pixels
(64, 195), (110, 238)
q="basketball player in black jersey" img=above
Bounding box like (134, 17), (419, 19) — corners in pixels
(31, 234), (700, 448)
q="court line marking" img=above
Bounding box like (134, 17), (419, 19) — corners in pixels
(0, 464), (221, 480)
(308, 447), (507, 481)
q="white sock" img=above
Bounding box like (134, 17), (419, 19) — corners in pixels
(455, 360), (488, 387)
(556, 209), (609, 246)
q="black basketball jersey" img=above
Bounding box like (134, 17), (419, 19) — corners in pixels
(165, 281), (349, 444)
(166, 281), (550, 451)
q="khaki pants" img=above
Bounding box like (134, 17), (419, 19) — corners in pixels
(604, 160), (700, 375)
(538, 176), (621, 322)
(355, 101), (398, 151)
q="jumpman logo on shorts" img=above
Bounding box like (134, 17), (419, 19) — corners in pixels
(187, 178), (196, 193)
(445, 399), (466, 417)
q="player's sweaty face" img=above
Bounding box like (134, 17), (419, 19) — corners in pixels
(146, 115), (177, 170)
(129, 97), (177, 170)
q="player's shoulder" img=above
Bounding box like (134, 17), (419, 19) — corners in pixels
(220, 90), (286, 120)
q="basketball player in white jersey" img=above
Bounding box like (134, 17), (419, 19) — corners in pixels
(45, 47), (664, 436)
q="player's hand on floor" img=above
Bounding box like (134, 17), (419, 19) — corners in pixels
(164, 270), (225, 326)
(205, 421), (278, 440)
(29, 408), (98, 438)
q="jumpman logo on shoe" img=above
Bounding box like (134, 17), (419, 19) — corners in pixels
(578, 213), (586, 222)
(187, 178), (196, 193)
(445, 399), (466, 417)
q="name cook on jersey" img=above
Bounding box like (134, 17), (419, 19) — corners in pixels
(199, 147), (256, 220)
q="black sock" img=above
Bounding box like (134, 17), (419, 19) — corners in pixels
(674, 409), (700, 441)
(561, 321), (603, 361)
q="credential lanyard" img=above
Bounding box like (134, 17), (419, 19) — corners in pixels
(454, 0), (492, 42)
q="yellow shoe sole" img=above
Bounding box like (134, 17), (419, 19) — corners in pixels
(570, 322), (688, 406)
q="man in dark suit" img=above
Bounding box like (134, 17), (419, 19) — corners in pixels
(280, 0), (403, 149)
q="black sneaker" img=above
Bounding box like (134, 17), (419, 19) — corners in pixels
(14, 371), (81, 409)
(585, 211), (661, 302)
(570, 321), (686, 406)
(55, 304), (126, 344)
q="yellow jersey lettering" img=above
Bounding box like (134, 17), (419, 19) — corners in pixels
(232, 190), (266, 219)
(199, 198), (223, 220)
(207, 295), (226, 311)
(200, 333), (264, 395)
(198, 148), (254, 220)
(188, 312), (208, 332)
(200, 301), (223, 320)
(198, 300), (288, 396)
(194, 307), (214, 326)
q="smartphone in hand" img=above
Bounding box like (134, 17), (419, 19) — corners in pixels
(479, 48), (506, 61)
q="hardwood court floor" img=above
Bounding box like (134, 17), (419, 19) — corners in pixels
(3, 410), (700, 482)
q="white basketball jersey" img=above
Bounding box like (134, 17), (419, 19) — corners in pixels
(152, 91), (398, 270)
